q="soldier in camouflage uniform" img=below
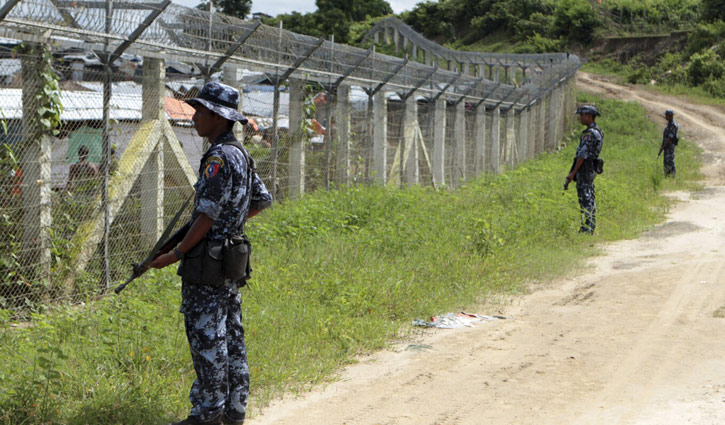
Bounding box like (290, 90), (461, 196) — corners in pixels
(565, 105), (603, 234)
(150, 82), (273, 425)
(660, 110), (679, 177)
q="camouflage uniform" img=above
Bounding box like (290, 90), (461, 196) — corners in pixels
(663, 119), (679, 176)
(178, 82), (272, 425)
(574, 122), (603, 233)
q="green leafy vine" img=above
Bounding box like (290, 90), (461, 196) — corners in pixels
(14, 43), (63, 135)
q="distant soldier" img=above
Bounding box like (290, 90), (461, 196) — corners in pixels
(658, 110), (679, 177)
(565, 105), (603, 234)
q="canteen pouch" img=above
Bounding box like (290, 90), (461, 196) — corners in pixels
(595, 158), (604, 174)
(180, 239), (225, 286)
(223, 235), (251, 283)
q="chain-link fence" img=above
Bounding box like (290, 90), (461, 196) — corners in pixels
(0, 1), (579, 314)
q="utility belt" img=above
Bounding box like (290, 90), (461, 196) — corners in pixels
(570, 157), (604, 178)
(178, 235), (252, 287)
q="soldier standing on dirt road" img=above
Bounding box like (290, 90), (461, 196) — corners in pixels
(565, 105), (603, 234)
(659, 109), (679, 177)
(149, 81), (273, 425)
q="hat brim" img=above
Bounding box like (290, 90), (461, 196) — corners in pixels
(186, 98), (248, 125)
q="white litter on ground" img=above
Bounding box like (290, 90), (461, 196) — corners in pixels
(413, 312), (509, 329)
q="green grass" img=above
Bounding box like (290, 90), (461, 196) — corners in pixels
(0, 93), (702, 424)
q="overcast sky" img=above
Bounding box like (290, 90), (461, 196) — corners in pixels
(171, 0), (422, 16)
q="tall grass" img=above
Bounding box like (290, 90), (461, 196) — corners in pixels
(0, 94), (701, 424)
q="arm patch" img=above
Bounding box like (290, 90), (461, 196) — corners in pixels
(204, 155), (225, 180)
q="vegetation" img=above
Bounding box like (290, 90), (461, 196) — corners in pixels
(260, 0), (723, 101)
(0, 94), (702, 424)
(195, 0), (251, 20)
(262, 0), (393, 45)
(583, 19), (725, 100)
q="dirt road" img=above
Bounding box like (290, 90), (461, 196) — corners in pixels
(249, 74), (725, 425)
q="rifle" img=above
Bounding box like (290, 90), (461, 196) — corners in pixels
(658, 138), (669, 158)
(114, 194), (193, 294)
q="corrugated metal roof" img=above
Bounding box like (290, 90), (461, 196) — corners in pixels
(0, 88), (188, 121)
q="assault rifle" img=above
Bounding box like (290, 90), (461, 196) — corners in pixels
(114, 194), (193, 294)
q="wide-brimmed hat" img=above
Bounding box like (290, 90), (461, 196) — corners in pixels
(186, 81), (248, 124)
(575, 105), (600, 117)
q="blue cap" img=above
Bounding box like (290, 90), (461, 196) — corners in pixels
(665, 110), (674, 115)
(186, 81), (248, 124)
(575, 105), (600, 117)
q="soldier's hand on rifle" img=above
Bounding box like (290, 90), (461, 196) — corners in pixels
(564, 173), (574, 190)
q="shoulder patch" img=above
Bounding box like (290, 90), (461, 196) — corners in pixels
(204, 155), (225, 179)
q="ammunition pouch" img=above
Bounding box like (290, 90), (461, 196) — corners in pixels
(179, 235), (251, 286)
(179, 239), (225, 286)
(223, 235), (251, 285)
(595, 158), (604, 174)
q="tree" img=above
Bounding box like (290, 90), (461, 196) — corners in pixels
(701, 0), (725, 22)
(196, 0), (252, 20)
(315, 0), (393, 43)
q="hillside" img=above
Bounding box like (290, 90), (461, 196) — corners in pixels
(398, 0), (725, 99)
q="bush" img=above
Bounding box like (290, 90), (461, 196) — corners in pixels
(686, 50), (725, 85)
(553, 0), (600, 43)
(686, 21), (725, 56)
(702, 77), (725, 97)
(526, 32), (565, 53)
(626, 58), (654, 84)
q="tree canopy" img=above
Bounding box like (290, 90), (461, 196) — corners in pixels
(196, 0), (252, 20)
(264, 0), (393, 44)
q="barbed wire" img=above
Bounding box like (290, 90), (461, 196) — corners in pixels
(0, 0), (579, 314)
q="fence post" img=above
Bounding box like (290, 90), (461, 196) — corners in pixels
(432, 97), (446, 187)
(544, 91), (554, 151)
(20, 52), (51, 286)
(474, 103), (486, 175)
(490, 106), (501, 173)
(527, 104), (536, 159)
(288, 78), (305, 198)
(141, 57), (165, 244)
(222, 65), (245, 142)
(504, 106), (516, 168)
(517, 107), (529, 163)
(557, 83), (566, 145)
(335, 84), (351, 185)
(372, 90), (387, 184)
(403, 92), (419, 186)
(452, 100), (466, 186)
(536, 98), (545, 154)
